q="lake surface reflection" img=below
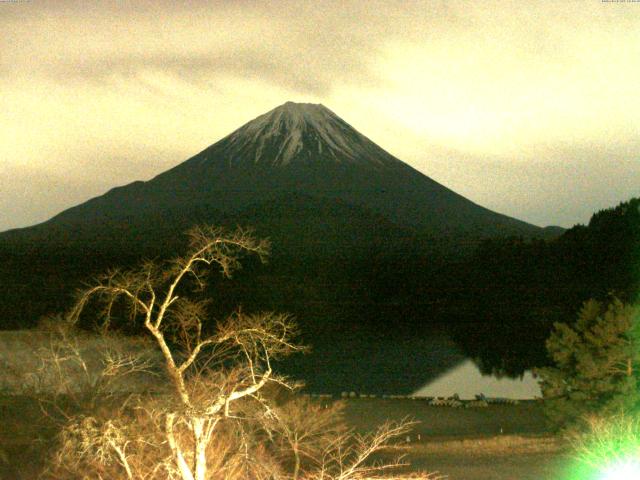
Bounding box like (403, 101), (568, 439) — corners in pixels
(412, 359), (541, 399)
(284, 323), (543, 397)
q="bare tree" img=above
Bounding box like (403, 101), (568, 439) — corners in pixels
(267, 399), (440, 480)
(40, 226), (437, 480)
(30, 317), (159, 421)
(311, 420), (415, 480)
(46, 226), (299, 480)
(266, 397), (347, 480)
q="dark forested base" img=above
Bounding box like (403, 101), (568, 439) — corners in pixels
(0, 198), (637, 393)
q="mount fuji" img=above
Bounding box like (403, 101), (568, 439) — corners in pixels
(3, 101), (551, 251)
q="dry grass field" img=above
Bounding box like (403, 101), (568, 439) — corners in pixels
(1, 395), (571, 480)
(397, 435), (568, 480)
(341, 398), (570, 480)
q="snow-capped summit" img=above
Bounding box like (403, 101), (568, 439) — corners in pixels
(194, 101), (403, 168)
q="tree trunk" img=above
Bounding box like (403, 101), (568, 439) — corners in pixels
(292, 444), (301, 480)
(166, 413), (196, 480)
(192, 417), (208, 480)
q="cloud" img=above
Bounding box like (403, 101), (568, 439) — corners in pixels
(1, 0), (639, 230)
(411, 143), (640, 228)
(0, 145), (183, 232)
(43, 49), (369, 97)
(1, 0), (385, 96)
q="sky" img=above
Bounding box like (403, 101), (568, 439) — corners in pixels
(1, 0), (639, 232)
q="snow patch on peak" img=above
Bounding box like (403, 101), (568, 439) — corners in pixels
(214, 102), (403, 169)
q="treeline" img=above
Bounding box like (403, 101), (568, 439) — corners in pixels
(450, 197), (640, 375)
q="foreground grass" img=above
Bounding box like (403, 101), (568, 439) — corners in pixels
(402, 435), (568, 480)
(341, 397), (550, 438)
(341, 398), (568, 480)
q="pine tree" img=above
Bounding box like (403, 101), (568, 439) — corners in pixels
(538, 298), (640, 430)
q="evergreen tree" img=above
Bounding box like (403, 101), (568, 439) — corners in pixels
(538, 298), (640, 430)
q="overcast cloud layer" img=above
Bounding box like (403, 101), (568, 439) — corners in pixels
(1, 0), (639, 231)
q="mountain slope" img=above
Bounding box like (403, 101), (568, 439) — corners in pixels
(3, 102), (548, 244)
